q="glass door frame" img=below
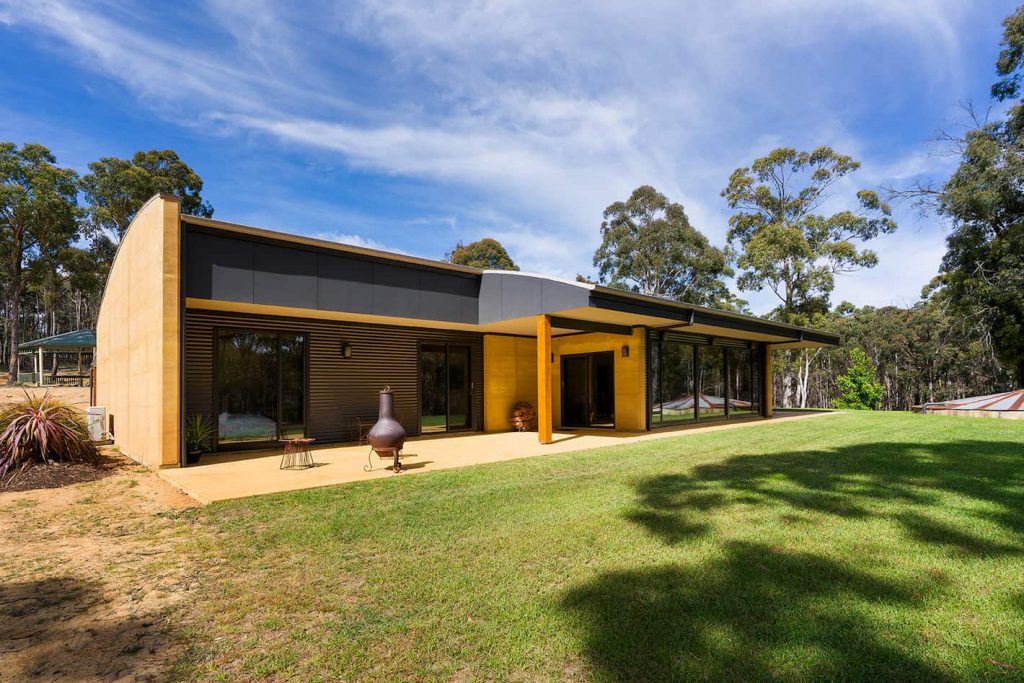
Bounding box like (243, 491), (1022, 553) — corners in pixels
(213, 327), (309, 449)
(416, 342), (474, 434)
(647, 333), (764, 429)
(560, 351), (616, 429)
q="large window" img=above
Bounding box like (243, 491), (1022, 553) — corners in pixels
(217, 331), (306, 445)
(651, 342), (695, 425)
(727, 347), (755, 417)
(697, 346), (726, 419)
(650, 335), (762, 426)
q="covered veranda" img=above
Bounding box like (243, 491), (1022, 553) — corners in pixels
(160, 410), (833, 503)
(17, 329), (95, 386)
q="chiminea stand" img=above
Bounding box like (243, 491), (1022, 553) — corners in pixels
(364, 384), (408, 474)
(364, 447), (402, 473)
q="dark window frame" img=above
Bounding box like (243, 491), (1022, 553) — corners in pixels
(647, 330), (763, 429)
(559, 351), (617, 430)
(212, 326), (309, 449)
(417, 341), (474, 435)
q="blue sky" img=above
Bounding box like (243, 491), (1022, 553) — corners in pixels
(0, 1), (1016, 314)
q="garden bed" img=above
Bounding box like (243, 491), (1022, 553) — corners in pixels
(0, 453), (119, 492)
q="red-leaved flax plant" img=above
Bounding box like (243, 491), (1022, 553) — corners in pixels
(0, 392), (99, 481)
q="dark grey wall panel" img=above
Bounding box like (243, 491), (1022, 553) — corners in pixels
(420, 271), (465, 320)
(543, 280), (590, 312)
(477, 272), (502, 321)
(253, 243), (318, 309)
(477, 272), (591, 323)
(460, 278), (479, 321)
(317, 254), (373, 314)
(372, 263), (421, 317)
(184, 309), (484, 446)
(185, 225), (480, 324)
(501, 276), (543, 320)
(185, 231), (254, 303)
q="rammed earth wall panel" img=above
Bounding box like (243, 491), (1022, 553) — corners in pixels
(95, 195), (181, 468)
(184, 309), (484, 446)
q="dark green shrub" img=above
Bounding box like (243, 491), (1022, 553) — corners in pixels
(834, 348), (884, 410)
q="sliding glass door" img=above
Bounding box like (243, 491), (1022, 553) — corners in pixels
(650, 336), (762, 426)
(561, 352), (615, 428)
(420, 344), (472, 433)
(217, 330), (306, 445)
(697, 346), (726, 420)
(651, 341), (696, 425)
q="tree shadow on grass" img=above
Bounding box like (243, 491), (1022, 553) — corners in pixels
(0, 576), (172, 680)
(562, 541), (948, 681)
(562, 439), (1024, 680)
(631, 439), (1024, 541)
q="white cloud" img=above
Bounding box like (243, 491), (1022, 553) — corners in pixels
(0, 0), (984, 311)
(311, 231), (404, 253)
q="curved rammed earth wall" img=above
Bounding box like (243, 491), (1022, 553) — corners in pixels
(94, 195), (181, 468)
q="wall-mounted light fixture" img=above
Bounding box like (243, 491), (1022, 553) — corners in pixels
(341, 342), (353, 359)
(621, 345), (630, 358)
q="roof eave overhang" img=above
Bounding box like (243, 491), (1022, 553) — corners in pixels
(587, 289), (840, 347)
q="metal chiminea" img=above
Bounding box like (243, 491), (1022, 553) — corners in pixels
(366, 385), (407, 472)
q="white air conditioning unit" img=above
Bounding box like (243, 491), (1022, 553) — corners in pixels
(86, 405), (106, 441)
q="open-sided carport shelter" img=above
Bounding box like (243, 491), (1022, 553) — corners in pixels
(94, 194), (839, 469)
(18, 329), (95, 386)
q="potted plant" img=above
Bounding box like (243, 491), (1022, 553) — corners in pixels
(185, 414), (215, 464)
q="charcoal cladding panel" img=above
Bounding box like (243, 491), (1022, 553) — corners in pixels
(184, 310), (484, 446)
(184, 225), (479, 324)
(184, 231), (255, 303)
(252, 242), (318, 308)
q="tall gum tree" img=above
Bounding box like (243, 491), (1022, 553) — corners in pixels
(889, 6), (1024, 387)
(0, 143), (81, 383)
(594, 185), (734, 308)
(722, 147), (896, 406)
(81, 149), (213, 243)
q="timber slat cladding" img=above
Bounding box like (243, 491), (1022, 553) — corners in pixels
(184, 310), (483, 445)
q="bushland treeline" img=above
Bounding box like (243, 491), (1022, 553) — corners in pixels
(6, 7), (1023, 404)
(0, 145), (212, 382)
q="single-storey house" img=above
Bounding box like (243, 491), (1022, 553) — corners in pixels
(95, 194), (839, 469)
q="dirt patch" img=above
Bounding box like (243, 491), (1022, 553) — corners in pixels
(0, 385), (90, 410)
(0, 455), (202, 682)
(1, 454), (119, 493)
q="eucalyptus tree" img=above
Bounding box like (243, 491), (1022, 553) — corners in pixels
(932, 125), (1024, 386)
(594, 185), (732, 307)
(0, 143), (81, 382)
(992, 4), (1024, 135)
(81, 149), (213, 243)
(721, 147), (896, 406)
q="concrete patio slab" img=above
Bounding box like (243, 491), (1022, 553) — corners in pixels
(160, 411), (836, 503)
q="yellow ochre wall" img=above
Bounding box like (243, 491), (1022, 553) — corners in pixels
(95, 195), (181, 468)
(552, 328), (646, 431)
(483, 328), (646, 432)
(483, 335), (537, 431)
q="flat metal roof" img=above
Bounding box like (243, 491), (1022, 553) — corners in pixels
(19, 329), (96, 350)
(184, 212), (839, 347)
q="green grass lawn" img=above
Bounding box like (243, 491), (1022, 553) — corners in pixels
(176, 412), (1024, 681)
